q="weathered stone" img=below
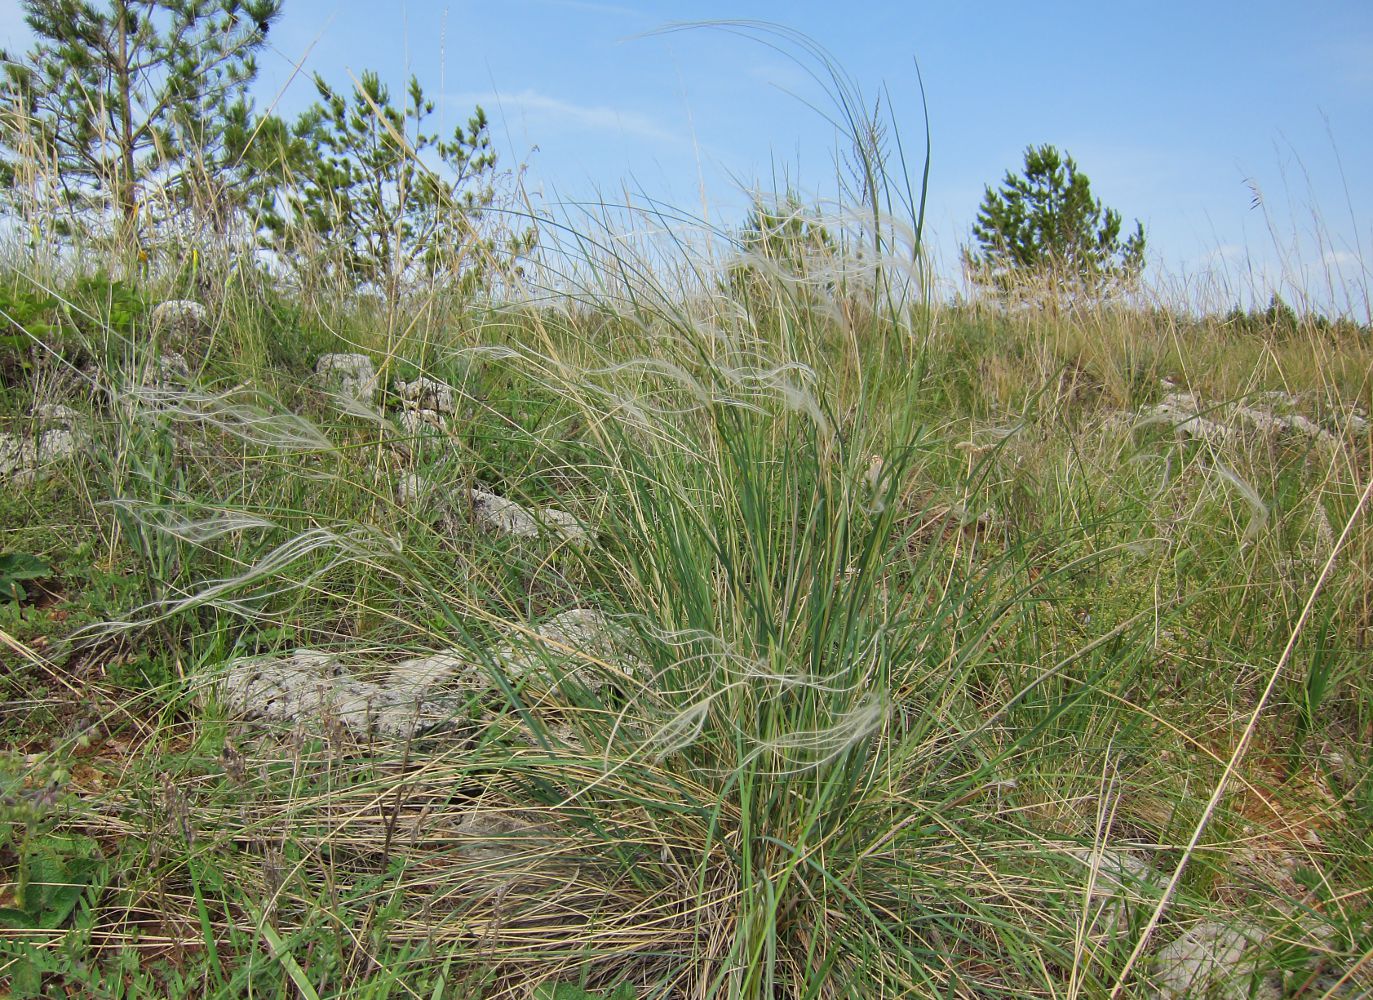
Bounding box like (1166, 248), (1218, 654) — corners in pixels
(493, 608), (635, 693)
(528, 506), (588, 542)
(395, 475), (590, 546)
(315, 353), (378, 407)
(470, 487), (588, 544)
(387, 650), (478, 694)
(217, 649), (460, 740)
(449, 805), (551, 874)
(398, 407), (445, 436)
(1155, 392), (1230, 443)
(150, 299), (209, 349)
(1152, 921), (1281, 1000)
(35, 427), (84, 463)
(213, 613), (631, 737)
(0, 422), (88, 482)
(33, 403), (80, 429)
(396, 472), (431, 507)
(123, 351), (191, 398)
(0, 434), (30, 479)
(1121, 390), (1350, 448)
(396, 377), (455, 415)
(156, 351), (191, 382)
(1065, 847), (1158, 935)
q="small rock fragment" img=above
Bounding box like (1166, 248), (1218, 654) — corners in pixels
(1152, 921), (1280, 1000)
(33, 403), (80, 429)
(315, 353), (379, 407)
(470, 487), (588, 544)
(156, 351), (191, 382)
(150, 300), (209, 349)
(217, 649), (459, 740)
(0, 419), (89, 482)
(398, 408), (445, 436)
(1066, 846), (1158, 935)
(396, 472), (431, 507)
(387, 650), (476, 695)
(396, 377), (456, 415)
(0, 433), (31, 479)
(1120, 391), (1350, 448)
(493, 608), (635, 693)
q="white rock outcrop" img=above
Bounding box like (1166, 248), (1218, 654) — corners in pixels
(395, 473), (590, 545)
(34, 403), (80, 429)
(1065, 847), (1159, 936)
(470, 487), (589, 544)
(1117, 388), (1355, 449)
(150, 299), (209, 348)
(215, 610), (633, 735)
(1151, 921), (1280, 1000)
(398, 407), (445, 437)
(395, 472), (431, 507)
(0, 405), (90, 481)
(492, 608), (635, 694)
(0, 434), (30, 479)
(315, 353), (378, 406)
(393, 376), (457, 439)
(217, 649), (464, 740)
(387, 650), (478, 695)
(396, 377), (456, 415)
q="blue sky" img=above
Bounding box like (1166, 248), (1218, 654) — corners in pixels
(3, 1), (1370, 313)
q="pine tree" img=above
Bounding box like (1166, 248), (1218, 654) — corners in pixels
(0, 0), (281, 241)
(728, 193), (838, 300)
(964, 144), (1145, 301)
(261, 70), (518, 303)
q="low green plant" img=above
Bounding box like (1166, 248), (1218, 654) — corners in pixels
(0, 284), (61, 383)
(0, 755), (102, 1000)
(0, 551), (48, 602)
(0, 831), (100, 931)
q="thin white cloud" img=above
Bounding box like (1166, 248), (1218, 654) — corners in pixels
(451, 88), (683, 147)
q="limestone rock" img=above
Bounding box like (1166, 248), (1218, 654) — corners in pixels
(448, 804), (552, 877)
(217, 649), (460, 740)
(150, 300), (209, 349)
(394, 475), (590, 546)
(34, 403), (80, 429)
(396, 472), (431, 507)
(387, 650), (478, 695)
(396, 377), (455, 415)
(1152, 921), (1280, 1000)
(213, 615), (630, 738)
(0, 415), (88, 482)
(35, 427), (84, 464)
(1066, 846), (1159, 935)
(470, 487), (588, 544)
(0, 434), (30, 479)
(493, 608), (635, 694)
(398, 407), (445, 436)
(156, 351), (191, 382)
(315, 353), (378, 406)
(1122, 390), (1349, 448)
